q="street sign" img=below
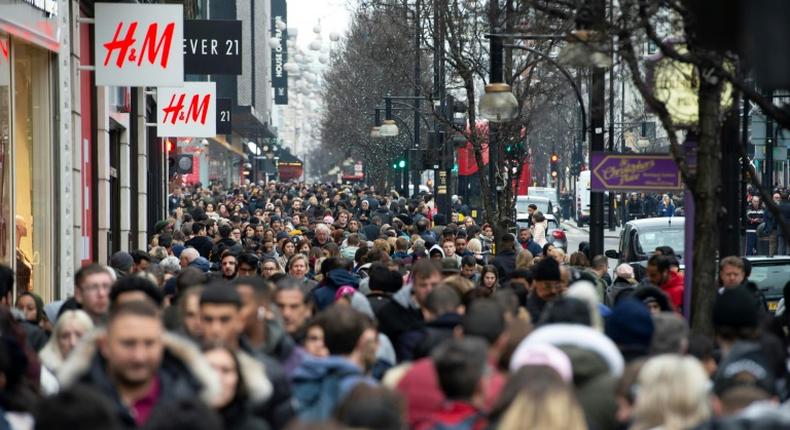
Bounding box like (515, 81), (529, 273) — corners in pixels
(157, 82), (216, 137)
(590, 152), (683, 192)
(183, 20), (242, 75)
(95, 3), (184, 87)
(216, 98), (231, 134)
(271, 0), (288, 105)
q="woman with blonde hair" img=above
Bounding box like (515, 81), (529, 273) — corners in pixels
(494, 366), (587, 430)
(39, 310), (95, 394)
(515, 249), (534, 269)
(630, 354), (711, 430)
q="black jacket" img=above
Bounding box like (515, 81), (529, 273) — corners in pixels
(525, 292), (548, 324)
(411, 313), (464, 360)
(377, 287), (424, 362)
(58, 332), (221, 428)
(184, 235), (214, 259)
(492, 249), (518, 282)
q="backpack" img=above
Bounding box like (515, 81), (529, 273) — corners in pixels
(293, 367), (360, 421)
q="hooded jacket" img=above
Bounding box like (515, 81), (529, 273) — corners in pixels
(659, 270), (685, 310)
(291, 355), (370, 422)
(377, 285), (425, 362)
(189, 256), (212, 273)
(57, 331), (223, 428)
(312, 269), (360, 311)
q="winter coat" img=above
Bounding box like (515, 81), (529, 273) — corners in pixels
(57, 331), (223, 428)
(659, 270), (685, 311)
(377, 285), (425, 362)
(311, 269), (360, 311)
(492, 249), (517, 283)
(519, 239), (543, 257)
(525, 292), (548, 324)
(606, 277), (636, 307)
(239, 338), (295, 430)
(560, 345), (619, 430)
(411, 313), (464, 360)
(291, 355), (371, 422)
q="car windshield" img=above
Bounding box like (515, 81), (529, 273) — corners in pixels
(749, 263), (790, 299)
(529, 189), (557, 203)
(516, 199), (550, 214)
(634, 228), (684, 256)
(516, 218), (559, 231)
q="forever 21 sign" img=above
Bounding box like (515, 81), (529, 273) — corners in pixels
(183, 20), (242, 75)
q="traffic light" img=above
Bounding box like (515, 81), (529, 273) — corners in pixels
(398, 159), (406, 169)
(550, 152), (559, 181)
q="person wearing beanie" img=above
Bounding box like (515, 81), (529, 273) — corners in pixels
(109, 251), (133, 279)
(605, 299), (655, 362)
(607, 263), (637, 306)
(713, 286), (764, 359)
(525, 257), (562, 324)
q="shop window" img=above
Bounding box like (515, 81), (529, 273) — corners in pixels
(12, 41), (53, 300)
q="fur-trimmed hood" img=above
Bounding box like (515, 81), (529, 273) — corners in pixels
(58, 330), (223, 407)
(236, 349), (273, 404)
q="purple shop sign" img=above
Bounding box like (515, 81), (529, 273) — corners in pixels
(590, 152), (683, 192)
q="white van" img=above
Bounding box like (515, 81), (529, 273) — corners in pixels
(576, 171), (591, 227)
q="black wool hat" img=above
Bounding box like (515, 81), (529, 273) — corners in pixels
(532, 257), (561, 282)
(713, 287), (759, 329)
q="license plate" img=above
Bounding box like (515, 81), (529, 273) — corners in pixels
(769, 301), (778, 312)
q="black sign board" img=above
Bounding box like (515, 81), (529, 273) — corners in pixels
(184, 20), (242, 75)
(271, 0), (288, 104)
(216, 98), (232, 134)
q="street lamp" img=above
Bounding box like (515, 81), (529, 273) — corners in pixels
(379, 119), (399, 137)
(558, 29), (612, 68)
(479, 31), (518, 122)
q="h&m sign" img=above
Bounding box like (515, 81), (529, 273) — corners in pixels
(157, 82), (216, 138)
(94, 3), (184, 87)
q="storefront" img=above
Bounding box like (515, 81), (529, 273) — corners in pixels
(0, 1), (64, 302)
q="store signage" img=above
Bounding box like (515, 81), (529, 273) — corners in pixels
(271, 0), (288, 104)
(157, 82), (216, 137)
(0, 36), (8, 86)
(183, 20), (242, 75)
(94, 3), (184, 86)
(590, 152), (683, 192)
(216, 98), (232, 134)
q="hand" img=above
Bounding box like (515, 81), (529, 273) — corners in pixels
(175, 207), (183, 219)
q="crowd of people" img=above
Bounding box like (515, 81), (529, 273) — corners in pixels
(1, 180), (789, 430)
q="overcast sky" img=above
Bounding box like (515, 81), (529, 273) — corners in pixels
(287, 0), (352, 48)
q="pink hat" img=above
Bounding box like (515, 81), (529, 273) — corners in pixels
(323, 215), (335, 224)
(509, 342), (573, 383)
(334, 285), (357, 301)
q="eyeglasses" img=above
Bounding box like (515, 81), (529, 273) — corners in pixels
(80, 283), (111, 294)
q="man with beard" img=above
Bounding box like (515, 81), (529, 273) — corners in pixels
(56, 300), (220, 428)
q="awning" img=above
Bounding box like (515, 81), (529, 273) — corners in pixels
(276, 148), (303, 165)
(232, 105), (277, 139)
(210, 135), (246, 158)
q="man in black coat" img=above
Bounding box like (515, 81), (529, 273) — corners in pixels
(492, 233), (518, 282)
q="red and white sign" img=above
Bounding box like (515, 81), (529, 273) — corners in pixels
(0, 36), (9, 86)
(157, 82), (216, 137)
(94, 3), (184, 87)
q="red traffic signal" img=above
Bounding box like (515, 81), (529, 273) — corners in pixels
(550, 153), (559, 163)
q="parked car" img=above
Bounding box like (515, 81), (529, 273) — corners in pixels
(605, 217), (685, 267)
(516, 196), (556, 224)
(744, 256), (790, 313)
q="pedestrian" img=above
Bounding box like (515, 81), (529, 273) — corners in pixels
(657, 194), (675, 217)
(38, 309), (94, 394)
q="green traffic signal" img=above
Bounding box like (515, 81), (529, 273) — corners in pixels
(398, 159), (406, 168)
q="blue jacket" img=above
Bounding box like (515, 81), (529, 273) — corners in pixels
(291, 355), (371, 422)
(658, 202), (675, 217)
(312, 269), (360, 311)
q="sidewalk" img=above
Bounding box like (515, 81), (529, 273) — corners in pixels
(563, 222), (621, 239)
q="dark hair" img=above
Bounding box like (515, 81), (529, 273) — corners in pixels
(191, 222), (205, 235)
(175, 267), (208, 296)
(108, 300), (161, 327)
(320, 257), (352, 276)
(462, 299), (505, 344)
(142, 398), (223, 430)
(426, 285), (462, 315)
(368, 263), (403, 294)
(461, 255), (477, 267)
(334, 384), (405, 430)
(591, 255), (608, 271)
(34, 385), (121, 430)
(654, 246), (676, 257)
(432, 338), (488, 400)
(218, 224), (232, 238)
(647, 254), (671, 272)
(538, 297), (592, 326)
(201, 344), (247, 405)
(200, 284), (242, 308)
(158, 233), (173, 249)
(233, 276), (273, 303)
(315, 305), (371, 355)
(129, 250), (152, 264)
(110, 275), (164, 306)
(237, 253), (260, 272)
(411, 258), (441, 281)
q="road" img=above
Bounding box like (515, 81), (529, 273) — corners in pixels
(562, 222), (622, 270)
